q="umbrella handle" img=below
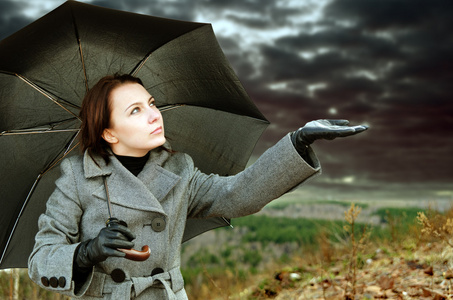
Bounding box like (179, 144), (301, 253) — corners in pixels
(118, 245), (151, 261)
(106, 218), (150, 261)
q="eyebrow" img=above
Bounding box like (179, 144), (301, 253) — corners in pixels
(125, 102), (141, 112)
(124, 97), (154, 112)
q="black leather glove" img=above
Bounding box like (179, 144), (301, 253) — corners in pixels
(291, 119), (368, 155)
(74, 221), (136, 271)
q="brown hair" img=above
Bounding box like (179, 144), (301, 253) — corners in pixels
(79, 74), (144, 164)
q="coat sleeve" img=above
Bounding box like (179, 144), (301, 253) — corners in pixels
(28, 157), (93, 297)
(186, 134), (321, 219)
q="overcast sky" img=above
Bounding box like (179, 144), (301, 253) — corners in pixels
(1, 0), (452, 202)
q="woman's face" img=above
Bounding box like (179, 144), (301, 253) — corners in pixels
(102, 83), (166, 157)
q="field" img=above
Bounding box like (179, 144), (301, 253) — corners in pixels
(1, 190), (452, 299)
(180, 195), (442, 299)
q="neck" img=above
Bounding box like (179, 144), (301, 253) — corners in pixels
(114, 152), (150, 176)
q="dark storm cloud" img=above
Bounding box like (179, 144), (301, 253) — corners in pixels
(0, 0), (34, 40)
(201, 0), (321, 31)
(323, 0), (453, 103)
(90, 0), (197, 21)
(260, 46), (358, 82)
(224, 7), (303, 29)
(245, 0), (453, 187)
(277, 27), (405, 63)
(325, 0), (453, 31)
(1, 0), (452, 194)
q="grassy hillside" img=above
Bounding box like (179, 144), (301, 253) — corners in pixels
(180, 202), (432, 299)
(1, 199), (450, 300)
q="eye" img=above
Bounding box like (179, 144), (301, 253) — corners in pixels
(131, 107), (140, 115)
(149, 98), (155, 107)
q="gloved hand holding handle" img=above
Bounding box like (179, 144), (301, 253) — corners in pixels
(74, 220), (136, 272)
(291, 119), (368, 155)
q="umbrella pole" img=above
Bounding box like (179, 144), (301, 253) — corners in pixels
(103, 177), (114, 222)
(102, 177), (151, 261)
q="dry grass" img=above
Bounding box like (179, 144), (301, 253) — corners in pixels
(2, 201), (453, 299)
(229, 202), (453, 300)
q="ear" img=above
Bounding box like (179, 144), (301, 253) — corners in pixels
(102, 128), (118, 144)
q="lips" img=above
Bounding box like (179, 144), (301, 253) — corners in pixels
(151, 126), (162, 135)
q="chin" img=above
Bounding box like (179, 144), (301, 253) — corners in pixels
(153, 137), (167, 149)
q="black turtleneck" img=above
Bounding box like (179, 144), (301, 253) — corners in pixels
(114, 152), (150, 176)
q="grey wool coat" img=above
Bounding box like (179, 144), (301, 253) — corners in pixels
(28, 134), (321, 299)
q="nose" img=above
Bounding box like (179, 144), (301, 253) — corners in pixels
(147, 107), (161, 124)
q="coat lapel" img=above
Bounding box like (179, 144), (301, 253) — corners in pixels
(84, 147), (180, 216)
(138, 148), (181, 203)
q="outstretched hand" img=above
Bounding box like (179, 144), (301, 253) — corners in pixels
(291, 119), (368, 154)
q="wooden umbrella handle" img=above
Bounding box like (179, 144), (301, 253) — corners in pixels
(105, 218), (150, 261)
(118, 245), (151, 261)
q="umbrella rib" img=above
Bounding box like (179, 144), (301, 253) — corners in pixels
(1, 118), (80, 136)
(158, 103), (270, 124)
(69, 2), (89, 93)
(131, 24), (211, 77)
(0, 173), (42, 266)
(0, 129), (79, 136)
(222, 217), (234, 229)
(78, 40), (89, 93)
(131, 52), (153, 77)
(0, 136), (81, 265)
(65, 130), (80, 156)
(16, 74), (81, 121)
(158, 104), (185, 112)
(43, 140), (80, 177)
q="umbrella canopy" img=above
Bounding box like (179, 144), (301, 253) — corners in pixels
(0, 1), (268, 269)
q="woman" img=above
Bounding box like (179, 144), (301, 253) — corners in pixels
(28, 74), (367, 299)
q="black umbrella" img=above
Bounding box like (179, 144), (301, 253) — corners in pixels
(0, 1), (269, 269)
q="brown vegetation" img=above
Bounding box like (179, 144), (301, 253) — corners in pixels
(236, 203), (453, 300)
(2, 201), (453, 300)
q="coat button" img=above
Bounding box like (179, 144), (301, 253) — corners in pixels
(41, 277), (49, 287)
(151, 267), (164, 276)
(151, 217), (166, 232)
(58, 276), (66, 288)
(111, 268), (126, 283)
(49, 277), (58, 288)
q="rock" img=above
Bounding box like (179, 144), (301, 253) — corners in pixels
(289, 272), (301, 281)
